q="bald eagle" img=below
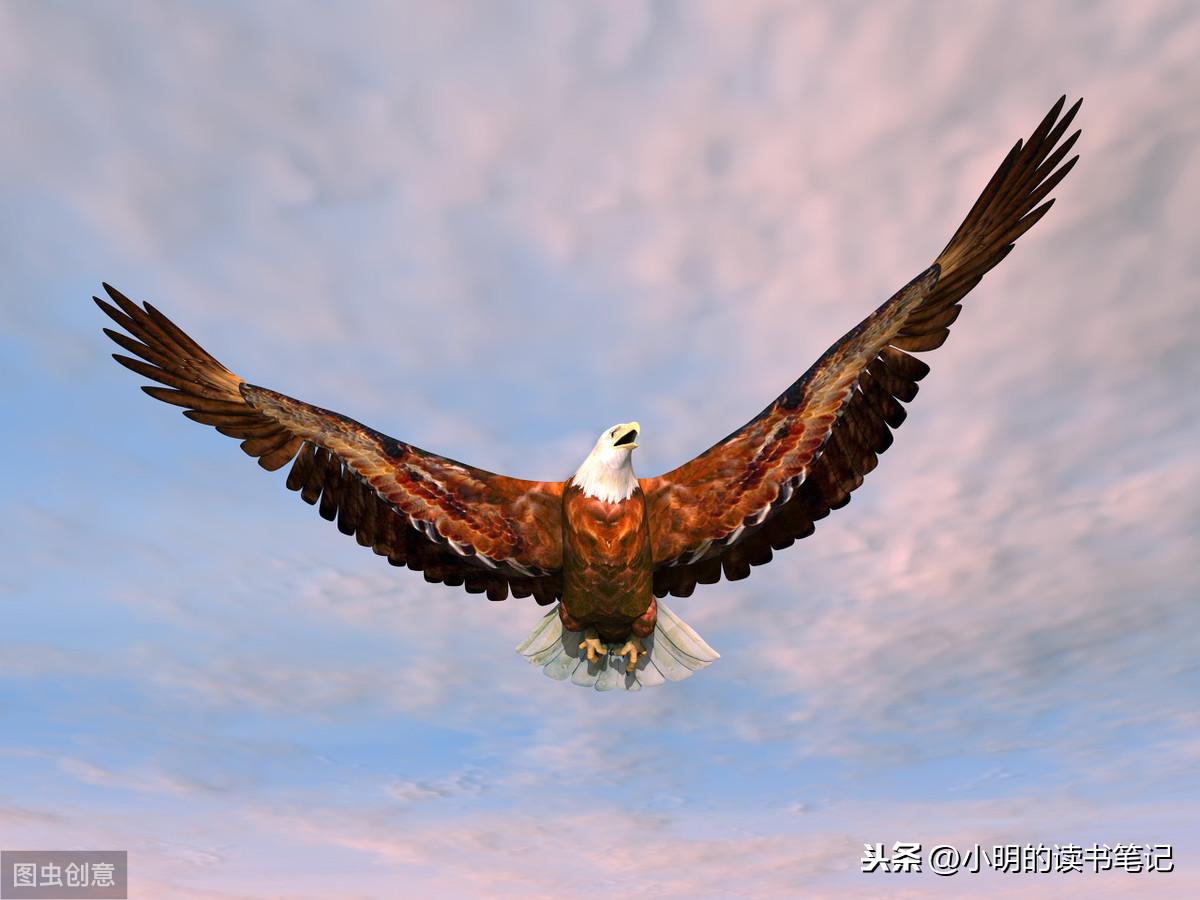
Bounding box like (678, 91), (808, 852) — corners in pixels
(98, 97), (1081, 691)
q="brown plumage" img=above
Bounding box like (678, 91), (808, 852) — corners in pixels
(642, 95), (1081, 600)
(560, 482), (655, 643)
(98, 97), (1081, 689)
(97, 288), (564, 605)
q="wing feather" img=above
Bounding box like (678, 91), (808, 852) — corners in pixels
(644, 97), (1081, 597)
(98, 286), (564, 603)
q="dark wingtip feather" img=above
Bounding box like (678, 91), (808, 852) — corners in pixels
(1038, 95), (1067, 135)
(101, 282), (130, 304)
(1028, 196), (1056, 220)
(94, 296), (128, 327)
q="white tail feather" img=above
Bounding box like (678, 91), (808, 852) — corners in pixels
(515, 601), (719, 691)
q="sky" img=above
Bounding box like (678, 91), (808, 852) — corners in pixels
(1, 1), (1197, 897)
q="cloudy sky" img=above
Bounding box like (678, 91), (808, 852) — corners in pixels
(2, 1), (1197, 896)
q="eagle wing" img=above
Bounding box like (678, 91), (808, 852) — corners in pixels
(641, 96), (1082, 598)
(97, 286), (564, 604)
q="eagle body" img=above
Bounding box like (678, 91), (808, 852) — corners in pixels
(560, 481), (656, 644)
(95, 97), (1083, 691)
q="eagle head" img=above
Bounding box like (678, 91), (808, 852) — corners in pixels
(603, 421), (639, 451)
(571, 422), (640, 502)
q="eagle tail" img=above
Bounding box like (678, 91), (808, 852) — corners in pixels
(516, 602), (719, 691)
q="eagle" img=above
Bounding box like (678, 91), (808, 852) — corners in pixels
(98, 97), (1081, 691)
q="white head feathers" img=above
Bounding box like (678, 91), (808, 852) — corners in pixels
(571, 421), (640, 503)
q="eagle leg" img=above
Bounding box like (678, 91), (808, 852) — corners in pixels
(616, 638), (646, 673)
(578, 629), (609, 664)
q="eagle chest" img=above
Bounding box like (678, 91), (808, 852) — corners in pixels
(561, 486), (653, 620)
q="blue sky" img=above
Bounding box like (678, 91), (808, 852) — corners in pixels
(2, 1), (1198, 896)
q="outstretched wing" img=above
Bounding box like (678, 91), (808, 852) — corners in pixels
(97, 286), (564, 604)
(641, 96), (1082, 598)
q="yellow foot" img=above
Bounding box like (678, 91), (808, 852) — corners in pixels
(578, 629), (608, 664)
(617, 638), (646, 673)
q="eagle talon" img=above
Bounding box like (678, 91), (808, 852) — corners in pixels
(617, 638), (646, 673)
(578, 629), (608, 664)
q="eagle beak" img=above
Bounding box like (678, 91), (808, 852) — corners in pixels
(613, 422), (639, 449)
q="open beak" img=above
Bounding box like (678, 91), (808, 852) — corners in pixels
(613, 421), (639, 449)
